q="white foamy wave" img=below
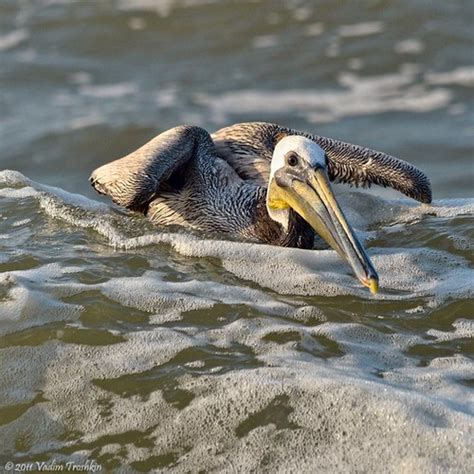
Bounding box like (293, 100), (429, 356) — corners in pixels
(0, 261), (293, 336)
(333, 191), (474, 227)
(427, 319), (474, 342)
(1, 172), (473, 471)
(98, 270), (292, 318)
(0, 337), (471, 471)
(383, 355), (474, 415)
(1, 171), (472, 305)
(0, 170), (109, 212)
(0, 186), (38, 199)
(32, 221), (471, 305)
(0, 263), (84, 335)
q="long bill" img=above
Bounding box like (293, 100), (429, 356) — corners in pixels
(276, 165), (379, 294)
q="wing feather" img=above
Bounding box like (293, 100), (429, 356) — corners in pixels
(212, 122), (432, 203)
(90, 125), (213, 212)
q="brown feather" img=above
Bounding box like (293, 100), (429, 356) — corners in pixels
(212, 122), (432, 203)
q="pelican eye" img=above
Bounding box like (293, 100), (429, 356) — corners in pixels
(286, 153), (299, 167)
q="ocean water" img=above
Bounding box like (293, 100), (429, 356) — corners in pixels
(1, 0), (473, 472)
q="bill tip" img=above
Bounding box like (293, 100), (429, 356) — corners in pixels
(369, 277), (379, 295)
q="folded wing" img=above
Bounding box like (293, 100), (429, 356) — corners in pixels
(90, 125), (214, 212)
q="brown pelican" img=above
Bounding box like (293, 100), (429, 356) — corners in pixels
(90, 122), (431, 294)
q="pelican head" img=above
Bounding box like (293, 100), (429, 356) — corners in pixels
(266, 135), (379, 294)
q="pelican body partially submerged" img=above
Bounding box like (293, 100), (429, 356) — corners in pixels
(90, 122), (432, 294)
